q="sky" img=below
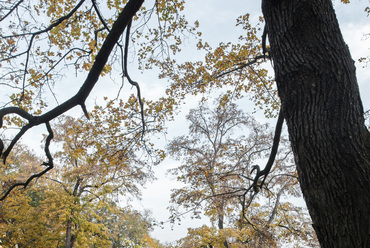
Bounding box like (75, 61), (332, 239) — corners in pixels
(125, 0), (370, 244)
(1, 0), (369, 245)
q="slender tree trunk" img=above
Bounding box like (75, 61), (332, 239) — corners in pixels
(217, 213), (224, 230)
(216, 203), (229, 248)
(262, 0), (370, 247)
(218, 214), (229, 248)
(65, 177), (80, 248)
(217, 213), (229, 248)
(65, 219), (74, 248)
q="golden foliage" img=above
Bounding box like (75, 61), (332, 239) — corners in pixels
(0, 99), (164, 246)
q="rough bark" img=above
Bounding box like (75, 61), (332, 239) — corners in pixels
(261, 0), (370, 247)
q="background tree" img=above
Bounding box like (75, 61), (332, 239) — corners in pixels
(168, 99), (318, 247)
(0, 99), (165, 247)
(0, 145), (54, 247)
(87, 202), (162, 247)
(0, 178), (160, 247)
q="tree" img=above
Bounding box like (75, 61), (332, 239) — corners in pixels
(261, 0), (370, 247)
(0, 145), (56, 247)
(168, 100), (318, 247)
(88, 203), (162, 248)
(0, 179), (159, 247)
(49, 100), (162, 247)
(0, 100), (164, 247)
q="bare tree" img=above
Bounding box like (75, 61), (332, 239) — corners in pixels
(168, 100), (316, 247)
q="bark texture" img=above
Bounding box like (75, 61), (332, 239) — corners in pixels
(261, 0), (370, 247)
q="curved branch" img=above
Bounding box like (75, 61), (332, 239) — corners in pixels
(123, 18), (146, 136)
(0, 122), (54, 201)
(37, 0), (144, 123)
(0, 107), (36, 124)
(251, 108), (284, 192)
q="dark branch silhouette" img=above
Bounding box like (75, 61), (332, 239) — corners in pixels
(251, 109), (284, 192)
(0, 121), (54, 201)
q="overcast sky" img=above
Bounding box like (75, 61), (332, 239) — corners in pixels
(126, 0), (370, 244)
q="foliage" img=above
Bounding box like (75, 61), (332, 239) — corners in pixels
(0, 179), (159, 247)
(167, 99), (318, 247)
(161, 14), (279, 118)
(0, 102), (164, 247)
(0, 0), (195, 110)
(52, 99), (164, 200)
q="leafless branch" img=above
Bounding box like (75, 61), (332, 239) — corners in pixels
(251, 109), (284, 192)
(123, 18), (146, 136)
(0, 0), (24, 23)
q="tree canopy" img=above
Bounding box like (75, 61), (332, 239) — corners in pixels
(0, 107), (164, 247)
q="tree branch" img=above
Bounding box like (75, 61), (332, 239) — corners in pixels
(0, 0), (145, 201)
(0, 0), (24, 22)
(0, 122), (54, 201)
(123, 18), (146, 136)
(251, 109), (284, 192)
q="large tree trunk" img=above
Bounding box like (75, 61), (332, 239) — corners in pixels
(261, 0), (370, 247)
